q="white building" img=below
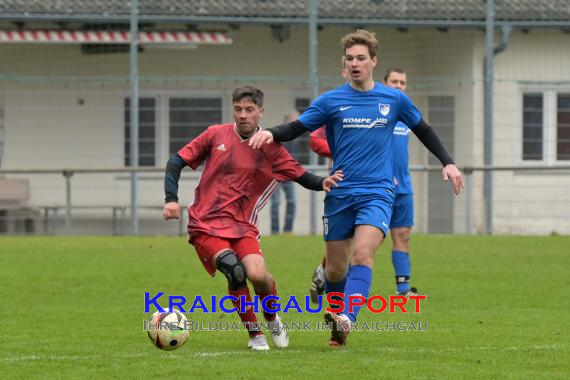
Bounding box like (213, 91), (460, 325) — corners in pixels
(0, 0), (569, 235)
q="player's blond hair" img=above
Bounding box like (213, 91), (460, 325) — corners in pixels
(341, 29), (378, 58)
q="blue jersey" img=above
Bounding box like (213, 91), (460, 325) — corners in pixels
(392, 121), (413, 195)
(298, 82), (421, 195)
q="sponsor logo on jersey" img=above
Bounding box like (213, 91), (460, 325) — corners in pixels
(393, 125), (411, 136)
(340, 106), (353, 111)
(379, 103), (391, 116)
(216, 144), (226, 151)
(342, 117), (388, 129)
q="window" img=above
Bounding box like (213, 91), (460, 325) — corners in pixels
(521, 91), (570, 163)
(169, 98), (222, 154)
(123, 95), (224, 167)
(295, 98), (311, 114)
(557, 94), (570, 160)
(427, 96), (455, 233)
(293, 98), (311, 164)
(522, 94), (543, 161)
(124, 98), (156, 166)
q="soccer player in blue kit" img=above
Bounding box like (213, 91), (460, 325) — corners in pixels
(309, 67), (420, 301)
(383, 67), (419, 297)
(250, 30), (463, 346)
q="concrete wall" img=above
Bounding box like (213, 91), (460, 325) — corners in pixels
(1, 26), (569, 235)
(482, 29), (570, 234)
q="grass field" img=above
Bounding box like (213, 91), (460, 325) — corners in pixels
(1, 235), (569, 379)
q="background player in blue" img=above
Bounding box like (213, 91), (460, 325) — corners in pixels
(384, 67), (419, 297)
(249, 29), (464, 347)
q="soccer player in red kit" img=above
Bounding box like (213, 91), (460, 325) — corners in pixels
(163, 86), (343, 351)
(309, 126), (331, 159)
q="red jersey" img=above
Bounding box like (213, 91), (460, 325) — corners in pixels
(309, 127), (331, 158)
(178, 123), (306, 239)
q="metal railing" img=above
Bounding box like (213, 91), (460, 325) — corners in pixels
(1, 165), (569, 236)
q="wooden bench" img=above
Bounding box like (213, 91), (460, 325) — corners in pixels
(0, 178), (40, 234)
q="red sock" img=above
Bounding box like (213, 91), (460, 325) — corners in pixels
(255, 280), (278, 322)
(229, 287), (260, 337)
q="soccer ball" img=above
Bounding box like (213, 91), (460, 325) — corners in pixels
(147, 309), (189, 350)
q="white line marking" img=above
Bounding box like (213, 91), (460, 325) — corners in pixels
(2, 345), (563, 362)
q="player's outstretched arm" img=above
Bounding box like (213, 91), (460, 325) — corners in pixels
(163, 153), (186, 220)
(412, 119), (464, 195)
(322, 170), (344, 192)
(294, 170), (343, 192)
(442, 164), (464, 195)
(249, 120), (307, 149)
(249, 130), (273, 149)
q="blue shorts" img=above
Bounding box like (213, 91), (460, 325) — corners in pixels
(389, 193), (414, 228)
(322, 191), (395, 241)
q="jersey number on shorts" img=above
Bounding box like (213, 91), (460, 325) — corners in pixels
(323, 217), (329, 237)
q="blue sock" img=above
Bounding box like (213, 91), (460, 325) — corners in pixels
(325, 275), (347, 313)
(392, 250), (411, 293)
(342, 265), (372, 322)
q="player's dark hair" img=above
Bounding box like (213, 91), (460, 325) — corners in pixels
(384, 67), (406, 82)
(232, 86), (264, 107)
(341, 29), (378, 58)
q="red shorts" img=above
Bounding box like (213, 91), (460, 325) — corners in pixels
(190, 233), (263, 276)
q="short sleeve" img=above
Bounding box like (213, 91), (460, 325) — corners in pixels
(177, 127), (212, 169)
(298, 94), (329, 132)
(268, 143), (306, 182)
(398, 91), (422, 129)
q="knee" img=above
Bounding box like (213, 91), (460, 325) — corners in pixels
(271, 199), (280, 210)
(392, 229), (411, 251)
(325, 263), (349, 282)
(244, 258), (271, 287)
(286, 192), (296, 206)
(351, 256), (374, 267)
(215, 250), (247, 290)
(351, 245), (375, 266)
(246, 266), (267, 286)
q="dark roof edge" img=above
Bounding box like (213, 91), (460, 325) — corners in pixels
(0, 13), (568, 28)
